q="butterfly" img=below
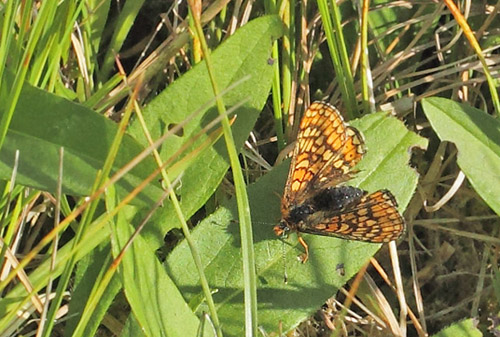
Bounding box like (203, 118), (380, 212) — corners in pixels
(274, 102), (405, 262)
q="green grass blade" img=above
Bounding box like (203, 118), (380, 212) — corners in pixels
(317, 0), (357, 118)
(63, 246), (121, 336)
(99, 0), (145, 79)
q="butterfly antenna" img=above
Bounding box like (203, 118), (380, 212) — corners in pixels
(281, 239), (288, 284)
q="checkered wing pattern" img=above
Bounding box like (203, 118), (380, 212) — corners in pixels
(278, 101), (405, 255)
(299, 190), (405, 242)
(282, 102), (365, 209)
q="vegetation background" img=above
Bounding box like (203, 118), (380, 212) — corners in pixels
(0, 0), (498, 336)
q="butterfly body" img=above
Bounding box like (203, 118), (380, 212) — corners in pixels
(275, 102), (404, 262)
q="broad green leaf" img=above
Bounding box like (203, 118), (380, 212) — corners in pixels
(166, 112), (427, 335)
(112, 207), (213, 337)
(129, 15), (284, 247)
(422, 97), (500, 215)
(431, 318), (482, 337)
(0, 75), (164, 206)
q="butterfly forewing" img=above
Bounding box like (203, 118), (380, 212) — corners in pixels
(312, 125), (366, 191)
(283, 102), (356, 207)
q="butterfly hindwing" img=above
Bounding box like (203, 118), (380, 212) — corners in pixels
(298, 190), (404, 242)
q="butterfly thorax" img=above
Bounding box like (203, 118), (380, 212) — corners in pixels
(278, 186), (365, 235)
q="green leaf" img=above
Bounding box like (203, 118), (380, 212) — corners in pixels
(422, 97), (500, 215)
(166, 112), (427, 335)
(0, 75), (164, 206)
(112, 207), (213, 337)
(431, 318), (482, 337)
(129, 15), (284, 247)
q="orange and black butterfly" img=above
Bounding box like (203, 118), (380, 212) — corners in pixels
(274, 102), (405, 262)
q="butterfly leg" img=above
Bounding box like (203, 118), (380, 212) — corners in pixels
(297, 234), (309, 263)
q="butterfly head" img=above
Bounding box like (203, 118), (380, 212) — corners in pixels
(274, 221), (290, 238)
